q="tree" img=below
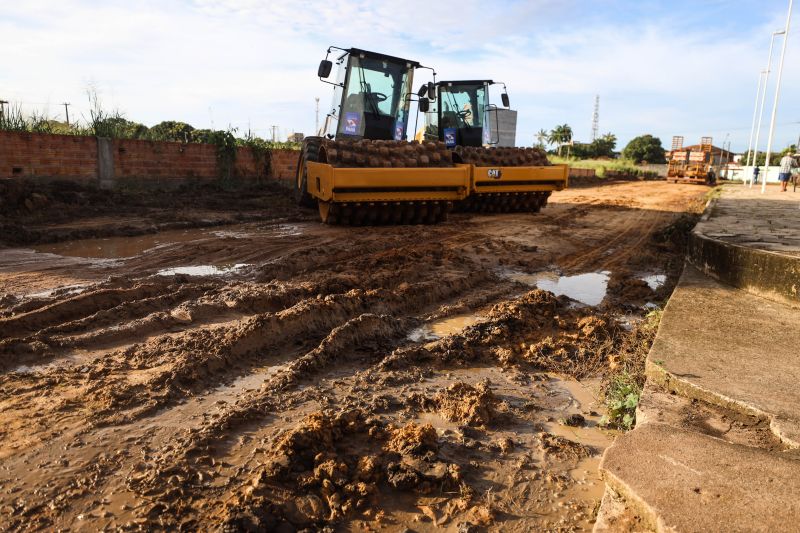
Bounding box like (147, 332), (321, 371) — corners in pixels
(591, 132), (617, 158)
(548, 124), (573, 156)
(743, 145), (797, 166)
(149, 121), (196, 142)
(535, 128), (549, 148)
(622, 134), (666, 163)
(570, 132), (617, 159)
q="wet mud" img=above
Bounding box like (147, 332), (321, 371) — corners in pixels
(0, 181), (707, 531)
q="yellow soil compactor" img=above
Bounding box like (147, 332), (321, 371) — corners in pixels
(418, 79), (568, 212)
(295, 48), (568, 224)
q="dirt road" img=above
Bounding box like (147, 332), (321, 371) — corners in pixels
(0, 181), (706, 531)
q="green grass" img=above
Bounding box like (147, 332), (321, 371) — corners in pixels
(548, 156), (645, 177)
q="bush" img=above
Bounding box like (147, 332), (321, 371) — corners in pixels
(622, 134), (666, 164)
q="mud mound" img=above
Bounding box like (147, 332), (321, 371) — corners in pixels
(0, 179), (298, 245)
(0, 179), (107, 219)
(539, 432), (592, 460)
(385, 422), (439, 456)
(220, 410), (468, 529)
(383, 289), (621, 378)
(414, 380), (501, 427)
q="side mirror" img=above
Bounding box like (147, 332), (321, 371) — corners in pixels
(501, 93), (510, 107)
(419, 97), (430, 113)
(428, 82), (436, 101)
(417, 84), (428, 97)
(318, 60), (333, 78)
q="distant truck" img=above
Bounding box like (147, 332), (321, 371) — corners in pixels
(667, 136), (715, 184)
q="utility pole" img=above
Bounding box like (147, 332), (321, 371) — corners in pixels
(315, 97), (320, 135)
(271, 125), (278, 142)
(762, 0), (793, 193)
(745, 71), (766, 171)
(62, 102), (71, 125)
(591, 95), (599, 141)
(0, 100), (7, 123)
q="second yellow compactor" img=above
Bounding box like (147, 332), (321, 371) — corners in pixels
(295, 46), (568, 224)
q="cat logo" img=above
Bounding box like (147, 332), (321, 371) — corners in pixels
(488, 169), (502, 179)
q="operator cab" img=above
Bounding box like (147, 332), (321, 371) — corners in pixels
(419, 80), (510, 148)
(317, 47), (419, 141)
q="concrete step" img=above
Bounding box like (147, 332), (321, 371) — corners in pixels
(595, 260), (800, 531)
(646, 265), (800, 446)
(599, 419), (800, 532)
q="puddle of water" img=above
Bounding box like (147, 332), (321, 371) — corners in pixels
(31, 222), (307, 261)
(156, 264), (249, 277)
(505, 269), (610, 306)
(273, 224), (303, 237)
(408, 313), (483, 342)
(564, 455), (607, 503)
(32, 228), (217, 259)
(544, 375), (616, 451)
(641, 273), (666, 290)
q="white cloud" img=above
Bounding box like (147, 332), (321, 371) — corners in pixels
(1, 0), (797, 149)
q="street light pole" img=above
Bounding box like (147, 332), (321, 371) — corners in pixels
(751, 29), (785, 187)
(744, 71), (765, 174)
(762, 0), (793, 193)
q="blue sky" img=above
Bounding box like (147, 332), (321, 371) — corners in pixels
(2, 0), (798, 151)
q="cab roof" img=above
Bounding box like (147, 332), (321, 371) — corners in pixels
(343, 47), (421, 67)
(437, 80), (494, 86)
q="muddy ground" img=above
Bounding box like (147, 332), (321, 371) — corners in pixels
(0, 180), (707, 532)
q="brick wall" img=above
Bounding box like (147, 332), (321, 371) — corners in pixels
(0, 131), (299, 188)
(0, 131), (98, 183)
(568, 167), (597, 178)
(271, 150), (299, 186)
(113, 139), (218, 180)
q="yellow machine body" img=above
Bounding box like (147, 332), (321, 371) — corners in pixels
(469, 164), (569, 194)
(306, 161), (470, 203)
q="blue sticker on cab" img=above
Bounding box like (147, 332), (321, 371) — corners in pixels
(394, 121), (405, 141)
(344, 112), (361, 135)
(444, 128), (457, 147)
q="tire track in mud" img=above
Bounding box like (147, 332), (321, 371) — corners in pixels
(0, 284), (167, 339)
(555, 206), (672, 273)
(92, 270), (493, 423)
(0, 235), (505, 455)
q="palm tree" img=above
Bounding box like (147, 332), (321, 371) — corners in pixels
(600, 132), (616, 145)
(535, 128), (549, 148)
(549, 124), (573, 156)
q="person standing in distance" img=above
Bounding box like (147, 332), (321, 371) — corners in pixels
(778, 153), (798, 192)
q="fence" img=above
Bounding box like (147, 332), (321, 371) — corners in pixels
(0, 131), (299, 189)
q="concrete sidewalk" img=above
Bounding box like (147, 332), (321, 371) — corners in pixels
(595, 184), (800, 532)
(700, 184), (800, 256)
(690, 184), (800, 306)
